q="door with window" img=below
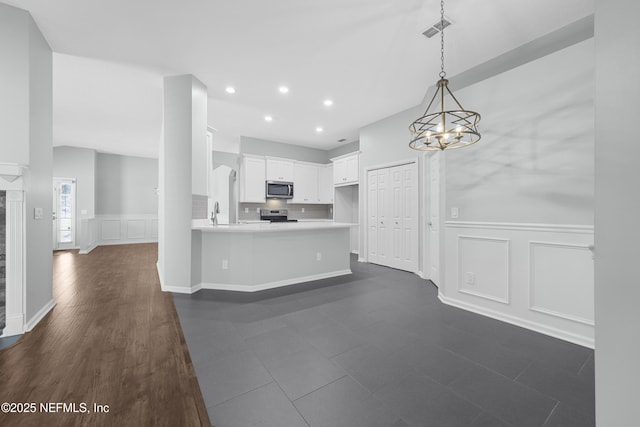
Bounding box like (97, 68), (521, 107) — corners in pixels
(53, 178), (76, 250)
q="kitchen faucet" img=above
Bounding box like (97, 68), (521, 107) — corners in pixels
(211, 201), (220, 225)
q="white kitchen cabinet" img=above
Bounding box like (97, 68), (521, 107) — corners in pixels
(332, 153), (359, 186)
(318, 164), (333, 204)
(239, 156), (266, 203)
(266, 158), (294, 182)
(292, 162), (318, 203)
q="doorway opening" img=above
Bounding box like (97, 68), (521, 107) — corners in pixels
(53, 178), (76, 250)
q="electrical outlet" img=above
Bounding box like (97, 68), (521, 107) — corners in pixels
(256, 208), (260, 213)
(301, 207), (305, 213)
(244, 207), (249, 214)
(316, 252), (322, 261)
(464, 272), (475, 285)
(222, 259), (229, 270)
(81, 209), (88, 215)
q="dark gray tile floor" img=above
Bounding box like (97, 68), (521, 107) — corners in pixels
(173, 255), (595, 427)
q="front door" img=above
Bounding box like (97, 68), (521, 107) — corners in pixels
(53, 178), (76, 250)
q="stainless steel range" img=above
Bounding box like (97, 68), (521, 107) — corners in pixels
(259, 209), (298, 223)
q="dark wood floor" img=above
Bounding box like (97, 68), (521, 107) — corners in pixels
(0, 243), (210, 427)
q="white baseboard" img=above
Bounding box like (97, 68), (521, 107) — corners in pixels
(162, 284), (202, 294)
(416, 270), (425, 279)
(78, 241), (98, 255)
(1, 313), (25, 337)
(25, 299), (56, 332)
(439, 294), (594, 349)
(358, 257), (366, 263)
(199, 269), (353, 293)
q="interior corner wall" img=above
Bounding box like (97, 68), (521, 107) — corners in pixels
(327, 141), (360, 159)
(95, 153), (158, 215)
(24, 9), (53, 323)
(358, 105), (424, 265)
(594, 0), (640, 424)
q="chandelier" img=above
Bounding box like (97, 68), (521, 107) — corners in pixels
(409, 0), (481, 151)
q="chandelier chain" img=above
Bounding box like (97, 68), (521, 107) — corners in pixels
(439, 0), (445, 78)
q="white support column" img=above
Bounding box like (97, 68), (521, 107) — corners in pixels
(158, 75), (207, 293)
(2, 190), (24, 337)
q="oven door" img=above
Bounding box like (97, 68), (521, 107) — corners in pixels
(266, 181), (294, 199)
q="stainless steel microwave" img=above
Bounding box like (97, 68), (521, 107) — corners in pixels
(266, 180), (294, 199)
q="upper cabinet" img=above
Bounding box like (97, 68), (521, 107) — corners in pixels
(239, 155), (266, 203)
(332, 152), (359, 186)
(292, 163), (319, 203)
(266, 158), (294, 182)
(318, 164), (334, 204)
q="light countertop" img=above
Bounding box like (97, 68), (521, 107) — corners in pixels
(192, 219), (355, 233)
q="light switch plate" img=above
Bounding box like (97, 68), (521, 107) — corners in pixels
(34, 207), (43, 220)
(451, 207), (459, 219)
(244, 207), (249, 213)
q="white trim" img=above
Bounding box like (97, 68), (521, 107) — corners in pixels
(329, 151), (361, 162)
(416, 270), (425, 279)
(446, 221), (594, 234)
(439, 293), (594, 349)
(1, 313), (24, 337)
(78, 241), (98, 255)
(457, 235), (511, 305)
(162, 283), (202, 294)
(199, 269), (352, 293)
(528, 240), (595, 326)
(25, 299), (56, 332)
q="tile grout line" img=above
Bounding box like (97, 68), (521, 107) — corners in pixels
(541, 401), (560, 427)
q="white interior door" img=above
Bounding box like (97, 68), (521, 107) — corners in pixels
(376, 169), (390, 266)
(53, 178), (76, 250)
(429, 153), (441, 286)
(367, 170), (378, 263)
(367, 162), (418, 273)
(401, 163), (418, 272)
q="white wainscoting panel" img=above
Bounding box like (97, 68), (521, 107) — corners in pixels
(457, 235), (510, 304)
(127, 220), (146, 239)
(150, 219), (159, 239)
(444, 221), (594, 348)
(101, 220), (121, 240)
(96, 215), (158, 246)
(529, 241), (594, 325)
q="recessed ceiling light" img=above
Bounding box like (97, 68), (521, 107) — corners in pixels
(316, 127), (323, 133)
(279, 86), (289, 94)
(264, 115), (273, 122)
(225, 86), (236, 94)
(323, 99), (333, 107)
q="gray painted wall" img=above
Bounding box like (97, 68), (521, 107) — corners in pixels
(445, 38), (594, 225)
(594, 0), (640, 424)
(96, 152), (158, 215)
(327, 141), (359, 159)
(22, 7), (53, 321)
(241, 136), (330, 163)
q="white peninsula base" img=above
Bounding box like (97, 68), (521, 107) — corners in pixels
(191, 221), (355, 292)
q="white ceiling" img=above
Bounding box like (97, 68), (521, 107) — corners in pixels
(6, 0), (594, 158)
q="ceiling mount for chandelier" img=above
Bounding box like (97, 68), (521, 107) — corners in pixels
(409, 0), (481, 151)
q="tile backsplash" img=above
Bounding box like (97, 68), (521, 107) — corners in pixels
(239, 200), (332, 221)
(192, 194), (208, 219)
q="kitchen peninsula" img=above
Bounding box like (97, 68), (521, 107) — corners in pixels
(191, 220), (355, 292)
